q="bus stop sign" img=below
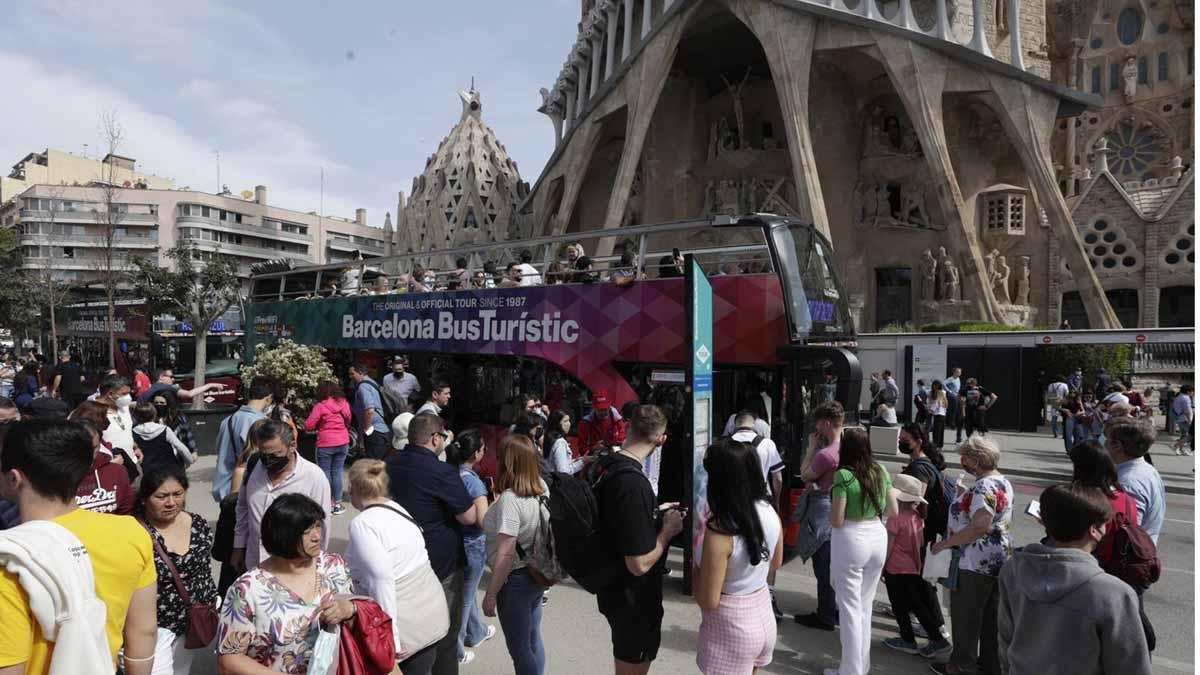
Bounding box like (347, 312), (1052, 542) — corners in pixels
(683, 255), (713, 595)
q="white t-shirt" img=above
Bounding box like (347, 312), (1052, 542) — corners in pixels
(517, 263), (542, 286)
(103, 408), (135, 456)
(483, 481), (549, 570)
(730, 428), (784, 491)
(721, 500), (782, 596)
(723, 415), (770, 438)
(345, 500), (431, 642)
(1045, 382), (1069, 403)
(1104, 392), (1130, 407)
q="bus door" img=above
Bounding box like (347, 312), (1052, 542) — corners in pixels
(776, 344), (862, 472)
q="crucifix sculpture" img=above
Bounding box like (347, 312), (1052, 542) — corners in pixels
(720, 66), (753, 150)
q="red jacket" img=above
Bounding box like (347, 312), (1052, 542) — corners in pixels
(75, 451), (134, 515)
(578, 409), (626, 454)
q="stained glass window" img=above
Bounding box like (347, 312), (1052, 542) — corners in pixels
(1103, 123), (1163, 176)
(1138, 58), (1148, 83)
(1118, 8), (1143, 45)
(1110, 63), (1121, 90)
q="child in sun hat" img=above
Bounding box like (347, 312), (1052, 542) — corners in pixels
(882, 473), (953, 658)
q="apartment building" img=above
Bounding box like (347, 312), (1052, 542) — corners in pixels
(1, 152), (389, 290)
(2, 149), (175, 205)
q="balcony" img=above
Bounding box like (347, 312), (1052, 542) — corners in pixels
(184, 235), (313, 263)
(20, 254), (142, 272)
(19, 232), (159, 249)
(326, 235), (384, 254)
(20, 208), (158, 225)
(177, 214), (312, 243)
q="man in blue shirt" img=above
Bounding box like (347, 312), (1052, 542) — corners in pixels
(212, 376), (273, 502)
(388, 413), (477, 675)
(1106, 416), (1165, 543)
(350, 364), (392, 460)
(944, 367), (962, 442)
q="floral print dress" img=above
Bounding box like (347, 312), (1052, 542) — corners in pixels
(948, 474), (1014, 576)
(217, 552), (351, 673)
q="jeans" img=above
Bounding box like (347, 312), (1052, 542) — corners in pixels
(930, 415), (946, 449)
(364, 429), (392, 460)
(457, 536), (489, 659)
(435, 566), (465, 675)
(316, 444), (349, 503)
(813, 540), (838, 625)
(950, 569), (1000, 674)
(1047, 405), (1061, 436)
(497, 568), (547, 675)
(1063, 417), (1078, 452)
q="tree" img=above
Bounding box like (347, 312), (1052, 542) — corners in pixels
(95, 111), (127, 368)
(130, 240), (240, 407)
(0, 229), (39, 337)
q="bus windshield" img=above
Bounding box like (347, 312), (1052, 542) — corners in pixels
(771, 222), (853, 340)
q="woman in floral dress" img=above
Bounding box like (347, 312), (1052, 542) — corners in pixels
(217, 494), (358, 674)
(930, 435), (1013, 675)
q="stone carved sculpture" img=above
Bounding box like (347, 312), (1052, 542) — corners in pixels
(720, 67), (753, 151)
(716, 117), (737, 155)
(853, 182), (868, 224)
(993, 255), (1012, 304)
(901, 184), (930, 226)
(716, 180), (740, 215)
(1123, 57), (1138, 102)
(920, 249), (938, 301)
(873, 184), (892, 224)
(862, 104), (922, 158)
(1016, 256), (1031, 306)
(942, 257), (960, 301)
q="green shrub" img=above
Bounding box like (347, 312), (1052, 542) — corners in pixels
(240, 339), (334, 415)
(919, 321), (1014, 333)
(1036, 344), (1132, 385)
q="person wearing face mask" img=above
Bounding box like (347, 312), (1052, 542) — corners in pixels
(150, 391), (197, 460)
(231, 420), (331, 574)
(998, 484), (1151, 675)
(383, 355), (421, 408)
(72, 417), (135, 515)
(97, 374), (139, 469)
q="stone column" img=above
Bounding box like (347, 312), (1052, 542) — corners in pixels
(606, 7), (619, 79)
(1008, 0), (1024, 70)
(565, 83), (577, 128)
(574, 61), (587, 116)
(551, 123), (607, 236)
(1143, 221), (1160, 326)
(590, 36), (603, 98)
(642, 0), (653, 39)
(1047, 227), (1063, 324)
(623, 0), (635, 59)
(549, 103), (565, 145)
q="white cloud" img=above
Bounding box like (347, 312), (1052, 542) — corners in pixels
(0, 52), (390, 225)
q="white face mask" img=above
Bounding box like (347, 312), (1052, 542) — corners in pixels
(115, 394), (133, 409)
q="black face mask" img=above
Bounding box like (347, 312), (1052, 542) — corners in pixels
(260, 452), (291, 474)
(153, 403), (170, 419)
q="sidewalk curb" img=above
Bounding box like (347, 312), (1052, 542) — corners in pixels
(874, 454), (1195, 496)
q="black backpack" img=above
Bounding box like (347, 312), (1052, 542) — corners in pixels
(542, 457), (641, 594)
(358, 380), (408, 426)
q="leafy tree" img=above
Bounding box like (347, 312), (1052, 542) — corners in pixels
(130, 240), (240, 405)
(0, 229), (39, 337)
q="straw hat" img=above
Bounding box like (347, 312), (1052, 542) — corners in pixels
(892, 473), (928, 504)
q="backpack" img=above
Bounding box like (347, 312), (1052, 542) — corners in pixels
(908, 458), (954, 537)
(1099, 509), (1162, 588)
(515, 494), (568, 588)
(541, 458), (641, 594)
(359, 380), (408, 426)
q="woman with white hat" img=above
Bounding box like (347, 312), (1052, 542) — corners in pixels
(392, 412), (415, 451)
(881, 473), (952, 658)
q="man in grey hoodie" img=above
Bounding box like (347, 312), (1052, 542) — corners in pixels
(998, 483), (1150, 675)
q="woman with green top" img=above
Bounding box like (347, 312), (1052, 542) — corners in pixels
(825, 428), (897, 675)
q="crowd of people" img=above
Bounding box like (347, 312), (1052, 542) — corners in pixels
(0, 350), (1177, 675)
(1044, 370), (1194, 456)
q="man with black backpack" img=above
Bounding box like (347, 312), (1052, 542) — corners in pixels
(593, 405), (684, 675)
(729, 410), (786, 619)
(350, 364), (392, 460)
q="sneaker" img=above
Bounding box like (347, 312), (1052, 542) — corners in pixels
(919, 640), (953, 659)
(467, 624), (497, 648)
(913, 623), (928, 639)
(794, 612), (836, 631)
(884, 637), (921, 654)
(541, 590), (549, 607)
(459, 651), (475, 666)
(331, 503), (347, 515)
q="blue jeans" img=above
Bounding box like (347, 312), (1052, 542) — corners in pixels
(813, 539), (838, 625)
(497, 568), (546, 675)
(1063, 417), (1077, 452)
(457, 535), (489, 659)
(316, 444), (349, 503)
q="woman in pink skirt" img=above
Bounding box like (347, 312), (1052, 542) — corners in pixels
(695, 437), (784, 674)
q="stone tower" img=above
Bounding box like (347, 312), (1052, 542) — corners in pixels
(395, 89), (529, 262)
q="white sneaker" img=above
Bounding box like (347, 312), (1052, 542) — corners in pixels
(471, 624), (497, 647)
(459, 651), (476, 666)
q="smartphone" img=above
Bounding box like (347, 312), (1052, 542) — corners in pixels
(1025, 500), (1041, 520)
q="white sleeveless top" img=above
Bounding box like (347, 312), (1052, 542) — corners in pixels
(722, 501), (782, 596)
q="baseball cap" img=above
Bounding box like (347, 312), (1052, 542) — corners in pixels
(391, 355), (408, 366)
(592, 390), (611, 410)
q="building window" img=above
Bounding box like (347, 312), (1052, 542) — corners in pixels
(1103, 122), (1163, 176)
(1138, 57), (1148, 83)
(1159, 52), (1170, 81)
(982, 192), (1026, 235)
(1117, 8), (1142, 45)
(1110, 63), (1121, 90)
(1091, 66), (1102, 93)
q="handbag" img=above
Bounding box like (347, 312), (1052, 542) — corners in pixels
(337, 598), (397, 675)
(143, 523), (219, 649)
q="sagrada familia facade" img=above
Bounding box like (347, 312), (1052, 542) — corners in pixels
(390, 0), (1192, 331)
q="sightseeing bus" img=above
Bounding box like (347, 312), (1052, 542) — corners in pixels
(246, 214), (861, 498)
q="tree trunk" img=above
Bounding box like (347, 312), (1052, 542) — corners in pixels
(193, 329), (208, 410)
(106, 285), (116, 369)
(49, 300), (58, 360)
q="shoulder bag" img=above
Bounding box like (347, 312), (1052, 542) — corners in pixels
(144, 522), (219, 648)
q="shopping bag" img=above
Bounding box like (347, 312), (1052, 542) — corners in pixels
(308, 625), (340, 675)
(922, 543), (953, 582)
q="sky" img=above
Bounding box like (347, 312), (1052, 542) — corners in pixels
(0, 0), (582, 228)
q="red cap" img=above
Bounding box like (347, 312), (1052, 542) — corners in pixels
(593, 390), (611, 410)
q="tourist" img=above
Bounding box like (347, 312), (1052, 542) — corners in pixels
(51, 351), (85, 409)
(960, 377), (998, 437)
(410, 265), (433, 293)
(517, 249), (543, 286)
(387, 412), (479, 675)
(0, 396), (17, 427)
(930, 435), (1013, 675)
(545, 261), (569, 284)
(482, 434), (551, 675)
(656, 254), (681, 279)
(471, 269), (490, 289)
(868, 373), (882, 405)
(350, 363), (393, 460)
(544, 409), (588, 474)
(1068, 440), (1140, 560)
(926, 380), (949, 448)
(795, 401), (844, 632)
(304, 379), (353, 515)
(578, 389), (625, 453)
(136, 367), (222, 405)
(1094, 367), (1112, 398)
(131, 358), (153, 400)
(611, 250), (639, 287)
(728, 409), (785, 616)
(1060, 391), (1084, 451)
(870, 402), (898, 427)
(345, 459), (452, 675)
(10, 363), (39, 413)
(0, 355), (16, 399)
(0, 419), (158, 675)
(72, 417), (135, 515)
(694, 437), (783, 675)
(384, 355), (421, 407)
(594, 405), (683, 675)
(1079, 390), (1101, 442)
(1067, 368), (1084, 394)
(484, 261), (502, 287)
(137, 466), (218, 675)
(212, 376), (274, 502)
(898, 423), (950, 545)
(95, 374), (140, 475)
(1171, 384), (1193, 455)
(217, 494), (356, 674)
(418, 380), (452, 418)
(913, 379), (929, 427)
(500, 262), (524, 288)
(232, 420), (331, 573)
(1044, 374), (1069, 439)
(826, 428), (895, 675)
(445, 430), (494, 665)
(149, 390), (198, 461)
(564, 242), (585, 268)
(1105, 416), (1165, 544)
(998, 483), (1151, 675)
(1103, 382), (1130, 410)
(879, 370), (899, 407)
(131, 402), (196, 476)
(574, 255), (599, 284)
(391, 411), (415, 451)
(881, 473), (951, 659)
(944, 367), (963, 443)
